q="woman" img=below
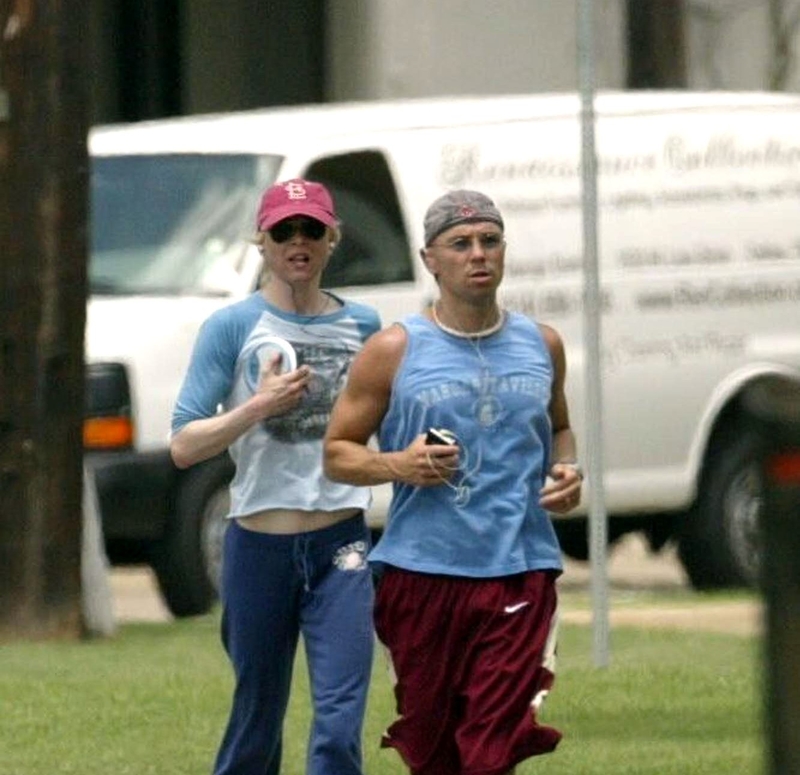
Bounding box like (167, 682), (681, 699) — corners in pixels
(170, 179), (380, 775)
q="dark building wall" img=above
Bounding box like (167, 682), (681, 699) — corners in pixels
(183, 0), (325, 115)
(626, 0), (686, 88)
(88, 0), (325, 125)
(88, 0), (181, 124)
(88, 0), (121, 124)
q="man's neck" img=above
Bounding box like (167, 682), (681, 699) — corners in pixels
(432, 298), (503, 336)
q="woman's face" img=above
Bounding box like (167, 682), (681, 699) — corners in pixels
(261, 216), (334, 285)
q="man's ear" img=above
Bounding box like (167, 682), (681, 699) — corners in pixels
(420, 247), (441, 282)
(420, 247), (435, 273)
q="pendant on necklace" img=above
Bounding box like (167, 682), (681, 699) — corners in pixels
(473, 395), (502, 428)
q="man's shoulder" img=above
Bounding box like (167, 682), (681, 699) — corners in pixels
(532, 320), (563, 347)
(507, 311), (559, 341)
(506, 310), (538, 330)
(350, 322), (408, 386)
(362, 321), (408, 356)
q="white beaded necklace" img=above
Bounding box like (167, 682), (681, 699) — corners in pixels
(431, 302), (506, 339)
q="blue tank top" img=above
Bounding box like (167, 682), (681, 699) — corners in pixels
(370, 312), (563, 577)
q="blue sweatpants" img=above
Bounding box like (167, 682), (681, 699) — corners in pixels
(212, 514), (375, 775)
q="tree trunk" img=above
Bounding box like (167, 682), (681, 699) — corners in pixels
(0, 0), (89, 640)
(768, 0), (800, 91)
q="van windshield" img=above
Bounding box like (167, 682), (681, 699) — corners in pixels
(90, 154), (280, 296)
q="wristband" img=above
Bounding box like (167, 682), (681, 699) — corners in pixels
(553, 460), (584, 480)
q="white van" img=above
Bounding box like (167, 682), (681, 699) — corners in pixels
(85, 91), (800, 616)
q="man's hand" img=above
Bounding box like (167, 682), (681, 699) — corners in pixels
(539, 461), (583, 513)
(389, 433), (460, 487)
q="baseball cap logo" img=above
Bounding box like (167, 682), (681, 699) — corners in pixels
(284, 181), (308, 201)
(256, 178), (337, 231)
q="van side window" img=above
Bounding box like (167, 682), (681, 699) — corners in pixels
(305, 152), (413, 288)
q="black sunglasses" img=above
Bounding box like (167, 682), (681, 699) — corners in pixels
(268, 217), (327, 244)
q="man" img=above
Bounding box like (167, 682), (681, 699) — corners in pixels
(171, 179), (380, 775)
(323, 189), (582, 775)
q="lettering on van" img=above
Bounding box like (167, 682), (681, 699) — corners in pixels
(621, 237), (800, 266)
(503, 288), (613, 319)
(619, 246), (731, 269)
(439, 143), (652, 186)
(664, 136), (800, 174)
(504, 252), (582, 279)
(439, 135), (800, 187)
(747, 240), (800, 262)
(636, 280), (800, 311)
(604, 332), (746, 370)
(496, 179), (800, 219)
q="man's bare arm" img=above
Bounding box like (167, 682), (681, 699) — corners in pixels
(538, 323), (582, 512)
(324, 325), (459, 487)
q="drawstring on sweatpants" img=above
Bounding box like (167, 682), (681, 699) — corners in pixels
(294, 535), (312, 592)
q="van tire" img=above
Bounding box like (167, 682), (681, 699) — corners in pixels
(677, 429), (763, 590)
(555, 519), (590, 560)
(151, 454), (233, 617)
(555, 517), (628, 562)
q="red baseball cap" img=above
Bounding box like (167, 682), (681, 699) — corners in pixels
(256, 179), (337, 231)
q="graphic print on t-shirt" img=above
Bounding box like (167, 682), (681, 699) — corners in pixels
(243, 331), (353, 444)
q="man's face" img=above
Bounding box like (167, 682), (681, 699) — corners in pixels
(424, 221), (506, 298)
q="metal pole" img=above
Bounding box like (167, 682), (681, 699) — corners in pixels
(577, 0), (610, 667)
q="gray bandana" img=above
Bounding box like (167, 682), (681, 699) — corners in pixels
(424, 190), (504, 246)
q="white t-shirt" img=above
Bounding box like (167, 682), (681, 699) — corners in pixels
(172, 291), (381, 518)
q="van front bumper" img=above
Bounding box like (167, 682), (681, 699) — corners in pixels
(85, 449), (176, 544)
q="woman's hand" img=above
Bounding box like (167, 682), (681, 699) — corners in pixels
(255, 353), (312, 419)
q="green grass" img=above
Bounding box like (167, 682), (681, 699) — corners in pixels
(0, 598), (765, 774)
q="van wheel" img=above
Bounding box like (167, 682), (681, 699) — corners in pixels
(677, 430), (763, 589)
(554, 518), (589, 560)
(554, 517), (628, 562)
(151, 454), (233, 617)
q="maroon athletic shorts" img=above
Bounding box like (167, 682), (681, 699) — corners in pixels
(374, 567), (562, 775)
